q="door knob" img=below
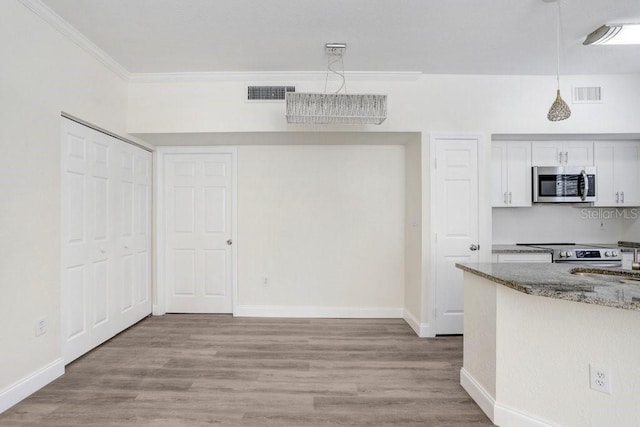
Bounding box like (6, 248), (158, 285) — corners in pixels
(226, 239), (233, 246)
(469, 244), (479, 251)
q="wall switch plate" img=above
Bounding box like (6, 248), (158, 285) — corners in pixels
(35, 317), (47, 337)
(590, 364), (611, 394)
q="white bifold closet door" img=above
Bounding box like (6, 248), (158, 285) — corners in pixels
(61, 118), (151, 364)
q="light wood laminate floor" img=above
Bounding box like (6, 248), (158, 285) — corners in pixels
(1, 315), (493, 426)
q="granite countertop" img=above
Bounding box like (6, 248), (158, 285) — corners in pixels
(491, 245), (552, 254)
(619, 241), (640, 248)
(456, 262), (640, 311)
(493, 241), (640, 254)
(584, 242), (637, 253)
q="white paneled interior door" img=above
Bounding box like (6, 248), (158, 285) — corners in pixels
(61, 118), (151, 364)
(164, 153), (233, 313)
(433, 136), (479, 335)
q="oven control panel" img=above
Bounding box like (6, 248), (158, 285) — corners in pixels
(557, 249), (620, 260)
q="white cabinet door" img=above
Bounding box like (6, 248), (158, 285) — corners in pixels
(531, 141), (593, 166)
(164, 153), (234, 313)
(594, 141), (640, 207)
(564, 141), (593, 166)
(505, 143), (531, 206)
(61, 118), (151, 364)
(594, 143), (617, 207)
(491, 142), (508, 207)
(615, 142), (640, 206)
(491, 141), (531, 207)
(531, 142), (563, 166)
(434, 136), (479, 335)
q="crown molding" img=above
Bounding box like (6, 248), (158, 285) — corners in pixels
(129, 71), (423, 84)
(18, 0), (130, 81)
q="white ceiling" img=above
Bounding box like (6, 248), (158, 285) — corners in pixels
(39, 0), (640, 75)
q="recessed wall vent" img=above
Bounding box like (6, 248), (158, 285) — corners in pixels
(573, 86), (603, 103)
(247, 86), (295, 101)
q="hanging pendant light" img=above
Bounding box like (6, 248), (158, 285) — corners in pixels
(547, 0), (571, 121)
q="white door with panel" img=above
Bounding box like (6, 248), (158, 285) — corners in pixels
(434, 137), (479, 335)
(61, 118), (151, 364)
(164, 154), (233, 313)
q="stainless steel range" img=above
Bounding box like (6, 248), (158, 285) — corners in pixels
(518, 243), (622, 268)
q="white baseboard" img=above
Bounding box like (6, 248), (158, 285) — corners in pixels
(460, 368), (553, 427)
(460, 367), (495, 422)
(402, 309), (434, 337)
(494, 403), (553, 427)
(234, 305), (403, 318)
(0, 358), (64, 414)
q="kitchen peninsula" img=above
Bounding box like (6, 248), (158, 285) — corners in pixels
(456, 262), (640, 427)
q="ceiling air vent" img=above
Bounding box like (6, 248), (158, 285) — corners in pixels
(247, 86), (295, 101)
(573, 86), (603, 104)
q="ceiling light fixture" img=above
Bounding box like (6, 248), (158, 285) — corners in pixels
(285, 44), (387, 125)
(547, 0), (571, 122)
(583, 23), (640, 45)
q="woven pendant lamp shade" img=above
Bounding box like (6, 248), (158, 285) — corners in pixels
(547, 90), (571, 121)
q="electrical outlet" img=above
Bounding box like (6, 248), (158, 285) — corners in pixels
(35, 317), (47, 337)
(590, 364), (611, 394)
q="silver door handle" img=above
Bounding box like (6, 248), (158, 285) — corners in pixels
(508, 192), (512, 204)
(565, 151), (569, 164)
(226, 239), (233, 246)
(469, 244), (479, 251)
(621, 191), (625, 203)
(616, 192), (620, 203)
(558, 152), (562, 164)
(504, 192), (508, 204)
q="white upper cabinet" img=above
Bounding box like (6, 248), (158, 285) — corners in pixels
(531, 141), (593, 166)
(594, 141), (640, 207)
(492, 141), (531, 207)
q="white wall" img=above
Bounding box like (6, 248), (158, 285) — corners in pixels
(0, 0), (139, 405)
(404, 140), (422, 323)
(236, 144), (405, 313)
(493, 205), (639, 244)
(128, 72), (640, 332)
(128, 74), (640, 135)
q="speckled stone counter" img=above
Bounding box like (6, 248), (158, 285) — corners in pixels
(456, 262), (640, 311)
(618, 241), (640, 248)
(491, 244), (553, 254)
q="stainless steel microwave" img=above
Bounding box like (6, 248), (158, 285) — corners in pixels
(532, 166), (596, 203)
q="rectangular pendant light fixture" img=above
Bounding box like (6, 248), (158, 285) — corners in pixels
(583, 23), (640, 45)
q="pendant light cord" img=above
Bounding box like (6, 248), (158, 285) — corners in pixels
(324, 54), (347, 94)
(555, 0), (561, 91)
